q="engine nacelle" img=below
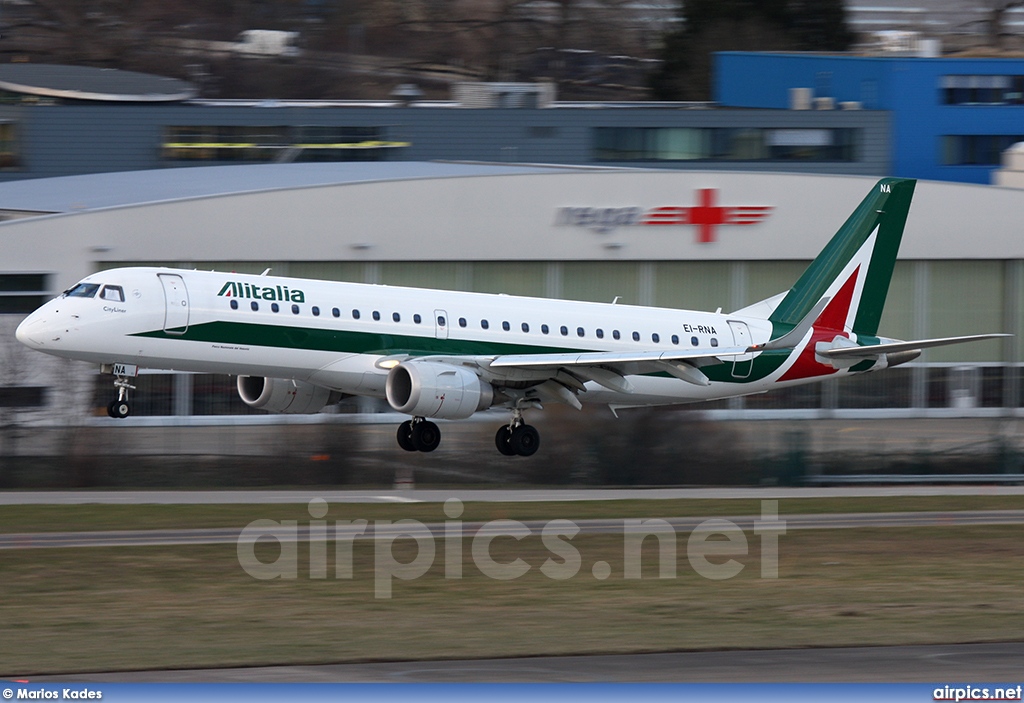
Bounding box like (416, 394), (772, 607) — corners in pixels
(237, 376), (341, 414)
(385, 361), (493, 420)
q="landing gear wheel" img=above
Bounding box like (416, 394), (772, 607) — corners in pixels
(509, 424), (540, 457)
(495, 426), (516, 456)
(396, 420), (417, 452)
(411, 420), (441, 453)
(108, 399), (131, 419)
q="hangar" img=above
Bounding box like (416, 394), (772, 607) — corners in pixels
(1, 162), (1021, 421)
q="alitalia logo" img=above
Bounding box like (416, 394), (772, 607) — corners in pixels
(218, 281), (305, 303)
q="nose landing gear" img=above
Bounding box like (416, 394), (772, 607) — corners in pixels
(106, 374), (135, 419)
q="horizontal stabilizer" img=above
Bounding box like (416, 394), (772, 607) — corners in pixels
(817, 333), (1011, 358)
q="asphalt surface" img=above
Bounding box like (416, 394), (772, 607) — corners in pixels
(3, 486), (1024, 504)
(3, 510), (1023, 550)
(26, 642), (1024, 682)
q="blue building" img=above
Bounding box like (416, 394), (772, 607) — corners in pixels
(716, 52), (1024, 184)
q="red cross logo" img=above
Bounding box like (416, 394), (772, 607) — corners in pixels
(641, 188), (772, 243)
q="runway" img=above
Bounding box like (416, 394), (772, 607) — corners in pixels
(27, 642), (1024, 682)
(3, 510), (1023, 549)
(3, 485), (1024, 504)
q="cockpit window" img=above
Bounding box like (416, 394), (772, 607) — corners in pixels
(100, 285), (125, 302)
(65, 283), (100, 298)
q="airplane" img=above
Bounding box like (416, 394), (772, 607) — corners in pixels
(15, 177), (1008, 457)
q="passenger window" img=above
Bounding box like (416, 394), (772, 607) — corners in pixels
(596, 329), (604, 339)
(481, 319), (489, 329)
(711, 338), (719, 347)
(65, 283), (100, 298)
(100, 285), (125, 302)
(459, 317), (467, 328)
(312, 306), (320, 317)
(560, 325), (568, 336)
(333, 308), (341, 318)
(392, 312), (401, 322)
(521, 322), (529, 333)
(351, 309), (359, 319)
(435, 315), (443, 326)
(671, 334), (679, 345)
(632, 331), (640, 342)
(291, 304), (300, 315)
(502, 321), (510, 331)
(541, 324), (549, 334)
(414, 314), (422, 324)
(230, 299), (238, 310)
(652, 333), (660, 343)
(577, 327), (585, 337)
(271, 303), (280, 313)
(251, 301), (259, 311)
(612, 330), (620, 340)
(691, 336), (699, 346)
(372, 311), (381, 321)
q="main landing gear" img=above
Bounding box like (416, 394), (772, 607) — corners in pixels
(494, 407), (540, 457)
(397, 417), (441, 453)
(395, 411), (541, 457)
(106, 373), (135, 419)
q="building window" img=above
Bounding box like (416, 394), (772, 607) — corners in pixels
(161, 125), (406, 163)
(0, 273), (48, 314)
(0, 385), (46, 407)
(941, 134), (1024, 165)
(941, 74), (1020, 105)
(593, 127), (860, 162)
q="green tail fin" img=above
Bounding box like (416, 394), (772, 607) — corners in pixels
(769, 177), (916, 337)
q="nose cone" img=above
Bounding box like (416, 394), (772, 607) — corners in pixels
(15, 314), (45, 348)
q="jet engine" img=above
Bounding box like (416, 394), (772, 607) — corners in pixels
(385, 361), (493, 420)
(237, 376), (341, 414)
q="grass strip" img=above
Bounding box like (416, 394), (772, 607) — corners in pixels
(2, 525), (1022, 675)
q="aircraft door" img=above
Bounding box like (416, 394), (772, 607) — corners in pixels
(727, 320), (753, 379)
(434, 309), (449, 340)
(158, 273), (190, 334)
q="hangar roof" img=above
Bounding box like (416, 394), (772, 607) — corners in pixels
(0, 162), (604, 215)
(0, 64), (196, 102)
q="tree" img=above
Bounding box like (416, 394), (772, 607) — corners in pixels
(650, 0), (854, 101)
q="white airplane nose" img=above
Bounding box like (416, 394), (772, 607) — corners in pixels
(15, 316), (45, 347)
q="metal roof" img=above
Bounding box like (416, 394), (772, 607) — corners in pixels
(0, 162), (613, 214)
(0, 64), (195, 102)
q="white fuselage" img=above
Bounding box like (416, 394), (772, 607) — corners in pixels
(15, 267), (860, 408)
